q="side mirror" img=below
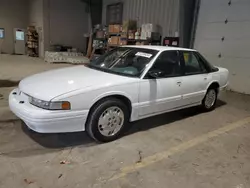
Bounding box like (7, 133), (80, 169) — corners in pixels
(148, 69), (164, 78)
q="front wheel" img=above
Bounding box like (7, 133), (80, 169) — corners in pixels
(86, 98), (129, 142)
(201, 88), (218, 111)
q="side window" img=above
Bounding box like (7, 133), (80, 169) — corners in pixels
(183, 51), (206, 75)
(149, 51), (181, 78)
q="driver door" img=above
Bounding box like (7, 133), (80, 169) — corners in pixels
(138, 50), (184, 117)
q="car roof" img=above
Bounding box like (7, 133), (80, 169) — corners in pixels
(122, 45), (197, 52)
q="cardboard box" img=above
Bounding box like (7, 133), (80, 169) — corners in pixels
(109, 24), (121, 33)
(109, 36), (119, 45)
(119, 38), (127, 45)
(113, 25), (121, 33)
(109, 25), (114, 32)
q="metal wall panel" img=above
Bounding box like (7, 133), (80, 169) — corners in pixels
(102, 0), (180, 38)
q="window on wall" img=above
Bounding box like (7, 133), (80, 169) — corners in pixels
(15, 31), (25, 41)
(0, 28), (4, 39)
(106, 3), (123, 24)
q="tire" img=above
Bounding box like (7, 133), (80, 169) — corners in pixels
(201, 88), (218, 111)
(86, 98), (129, 142)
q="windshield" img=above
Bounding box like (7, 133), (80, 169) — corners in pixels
(88, 47), (158, 77)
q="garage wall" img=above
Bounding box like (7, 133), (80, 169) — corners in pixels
(102, 0), (180, 41)
(194, 0), (250, 94)
(29, 0), (44, 57)
(48, 0), (89, 52)
(0, 0), (29, 54)
(0, 0), (89, 55)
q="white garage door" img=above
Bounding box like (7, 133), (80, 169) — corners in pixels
(194, 0), (250, 94)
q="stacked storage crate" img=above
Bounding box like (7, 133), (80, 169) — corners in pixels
(107, 20), (137, 49)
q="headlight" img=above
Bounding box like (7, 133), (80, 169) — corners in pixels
(29, 97), (71, 110)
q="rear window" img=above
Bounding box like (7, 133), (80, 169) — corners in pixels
(196, 52), (219, 72)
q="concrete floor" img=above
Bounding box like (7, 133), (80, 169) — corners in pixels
(0, 88), (250, 188)
(0, 54), (250, 188)
(0, 54), (71, 82)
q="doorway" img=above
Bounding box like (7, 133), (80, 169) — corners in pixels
(14, 28), (25, 54)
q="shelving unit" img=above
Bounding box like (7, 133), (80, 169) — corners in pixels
(107, 35), (162, 49)
(107, 23), (161, 50)
(107, 31), (134, 49)
(108, 32), (123, 35)
(26, 26), (38, 57)
(107, 32), (123, 49)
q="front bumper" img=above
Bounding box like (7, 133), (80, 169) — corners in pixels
(220, 82), (229, 91)
(9, 88), (89, 133)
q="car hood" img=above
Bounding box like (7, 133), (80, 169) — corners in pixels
(19, 66), (137, 101)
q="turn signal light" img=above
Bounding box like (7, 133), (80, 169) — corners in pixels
(62, 101), (71, 110)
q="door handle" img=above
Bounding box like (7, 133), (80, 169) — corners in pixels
(204, 77), (207, 80)
(177, 81), (182, 86)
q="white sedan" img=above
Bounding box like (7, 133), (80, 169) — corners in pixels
(9, 46), (229, 142)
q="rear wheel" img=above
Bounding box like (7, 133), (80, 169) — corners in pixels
(201, 88), (218, 111)
(86, 98), (129, 142)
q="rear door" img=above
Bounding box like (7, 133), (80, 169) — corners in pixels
(179, 51), (210, 105)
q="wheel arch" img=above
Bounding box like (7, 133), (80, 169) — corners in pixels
(86, 93), (133, 126)
(207, 81), (220, 93)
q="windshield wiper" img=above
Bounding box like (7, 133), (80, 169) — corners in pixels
(108, 49), (132, 68)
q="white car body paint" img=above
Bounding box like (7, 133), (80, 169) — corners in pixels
(9, 46), (229, 133)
